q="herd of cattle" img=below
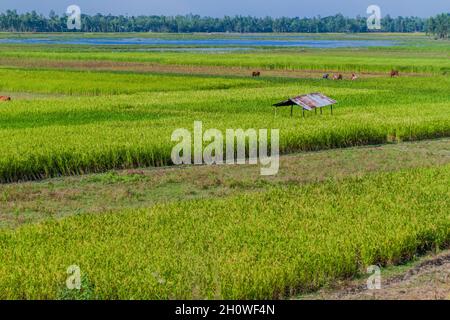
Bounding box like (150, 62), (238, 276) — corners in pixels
(252, 70), (400, 79)
(0, 70), (401, 103)
(322, 73), (358, 80)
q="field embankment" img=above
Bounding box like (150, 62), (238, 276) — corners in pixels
(301, 250), (450, 300)
(1, 138), (448, 228)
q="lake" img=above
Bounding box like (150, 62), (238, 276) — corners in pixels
(0, 37), (396, 48)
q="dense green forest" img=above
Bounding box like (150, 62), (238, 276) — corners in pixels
(0, 10), (448, 37)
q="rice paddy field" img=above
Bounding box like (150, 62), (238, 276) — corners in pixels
(0, 33), (449, 299)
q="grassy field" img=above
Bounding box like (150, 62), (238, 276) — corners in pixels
(1, 165), (449, 299)
(0, 68), (448, 182)
(0, 33), (449, 299)
(1, 46), (449, 74)
(0, 138), (448, 228)
(0, 33), (449, 74)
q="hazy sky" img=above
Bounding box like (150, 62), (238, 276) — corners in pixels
(1, 0), (448, 17)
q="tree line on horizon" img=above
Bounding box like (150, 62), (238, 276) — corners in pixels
(0, 10), (448, 38)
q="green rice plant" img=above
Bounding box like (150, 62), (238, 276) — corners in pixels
(0, 35), (448, 300)
(0, 69), (449, 182)
(0, 165), (448, 299)
(0, 68), (263, 96)
(0, 43), (449, 74)
(0, 70), (450, 182)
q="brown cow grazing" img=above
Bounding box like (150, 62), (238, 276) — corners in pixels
(0, 96), (11, 101)
(252, 71), (261, 77)
(333, 74), (343, 80)
(390, 70), (399, 77)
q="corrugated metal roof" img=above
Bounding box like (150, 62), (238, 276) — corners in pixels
(273, 93), (337, 110)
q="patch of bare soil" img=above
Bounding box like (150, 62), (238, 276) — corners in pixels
(0, 57), (430, 79)
(305, 250), (450, 300)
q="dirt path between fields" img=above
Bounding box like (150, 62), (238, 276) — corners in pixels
(303, 250), (450, 300)
(0, 57), (431, 79)
(1, 138), (449, 228)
